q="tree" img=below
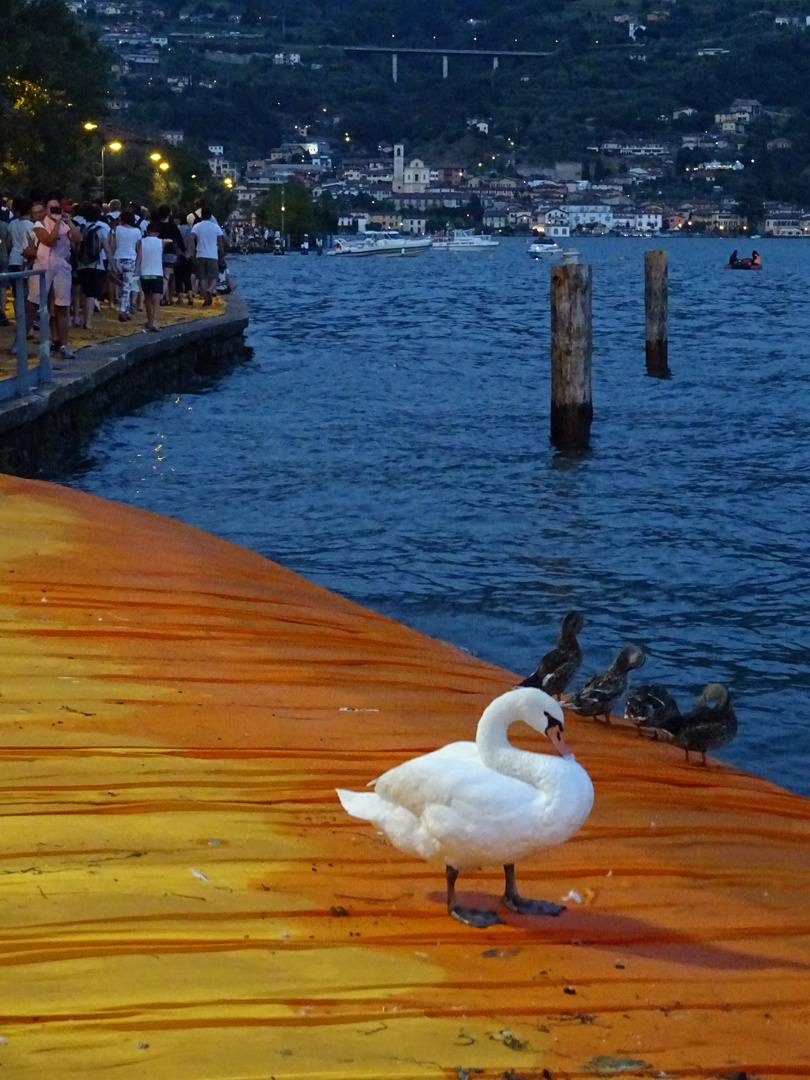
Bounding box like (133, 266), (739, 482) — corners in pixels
(255, 181), (336, 241)
(0, 0), (110, 190)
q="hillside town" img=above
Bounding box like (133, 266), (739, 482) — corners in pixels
(58, 1), (810, 238)
(223, 131), (803, 238)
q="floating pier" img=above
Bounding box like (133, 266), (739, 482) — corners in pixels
(1, 474), (809, 1077)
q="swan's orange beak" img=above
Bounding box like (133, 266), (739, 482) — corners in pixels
(546, 723), (573, 758)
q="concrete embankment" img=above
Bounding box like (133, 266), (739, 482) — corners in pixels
(0, 295), (249, 475)
(1, 474), (809, 1078)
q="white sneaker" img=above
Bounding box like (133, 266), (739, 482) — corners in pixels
(58, 345), (75, 359)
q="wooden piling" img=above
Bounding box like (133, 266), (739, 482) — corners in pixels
(645, 248), (668, 373)
(550, 261), (593, 449)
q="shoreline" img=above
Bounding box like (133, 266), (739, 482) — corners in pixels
(0, 293), (249, 476)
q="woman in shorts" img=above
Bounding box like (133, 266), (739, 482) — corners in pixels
(136, 221), (167, 331)
(28, 194), (82, 359)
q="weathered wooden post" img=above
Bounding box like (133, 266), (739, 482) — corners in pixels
(550, 262), (593, 449)
(644, 249), (668, 374)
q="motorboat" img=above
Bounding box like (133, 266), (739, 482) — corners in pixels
(432, 229), (499, 251)
(528, 236), (562, 258)
(328, 232), (433, 257)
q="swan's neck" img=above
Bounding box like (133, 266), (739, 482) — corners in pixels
(476, 698), (560, 785)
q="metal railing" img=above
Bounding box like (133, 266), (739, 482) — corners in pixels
(0, 269), (52, 402)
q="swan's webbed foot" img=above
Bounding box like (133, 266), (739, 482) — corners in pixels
(503, 895), (565, 917)
(503, 863), (565, 918)
(449, 903), (504, 928)
(445, 864), (504, 928)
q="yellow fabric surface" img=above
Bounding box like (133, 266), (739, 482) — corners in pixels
(1, 474), (809, 1077)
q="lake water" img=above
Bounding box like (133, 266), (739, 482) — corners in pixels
(64, 237), (810, 797)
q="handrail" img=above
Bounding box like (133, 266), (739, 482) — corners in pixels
(0, 269), (51, 401)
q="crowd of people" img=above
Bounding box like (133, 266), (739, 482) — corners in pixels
(0, 191), (231, 359)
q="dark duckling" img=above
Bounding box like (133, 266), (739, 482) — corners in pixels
(519, 610), (584, 699)
(648, 682), (737, 765)
(566, 644), (646, 723)
(624, 683), (680, 735)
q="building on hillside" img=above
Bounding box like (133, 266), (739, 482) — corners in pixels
(714, 210), (746, 232)
(401, 216), (428, 235)
(367, 213), (402, 230)
(765, 211), (802, 236)
(544, 208), (570, 238)
(390, 190), (464, 212)
(611, 207), (662, 233)
(566, 201), (615, 230)
(161, 130), (184, 145)
(483, 207), (508, 229)
(392, 144), (431, 194)
(433, 164), (466, 186)
(208, 155), (239, 180)
(273, 52), (301, 65)
(508, 208), (532, 229)
(122, 51), (160, 64)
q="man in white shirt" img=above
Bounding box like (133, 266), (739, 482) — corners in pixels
(190, 207), (224, 306)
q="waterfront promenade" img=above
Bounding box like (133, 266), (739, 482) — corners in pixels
(0, 293), (227, 382)
(1, 473), (809, 1077)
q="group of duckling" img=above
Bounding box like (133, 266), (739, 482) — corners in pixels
(520, 610), (737, 765)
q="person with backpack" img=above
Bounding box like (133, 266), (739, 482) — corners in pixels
(76, 203), (112, 331)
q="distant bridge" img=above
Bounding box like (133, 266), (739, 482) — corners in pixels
(330, 45), (555, 82)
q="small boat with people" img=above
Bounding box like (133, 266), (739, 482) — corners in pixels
(432, 228), (499, 251)
(328, 231), (433, 257)
(528, 234), (562, 259)
(726, 249), (762, 270)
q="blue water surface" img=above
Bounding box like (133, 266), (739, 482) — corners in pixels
(65, 237), (810, 796)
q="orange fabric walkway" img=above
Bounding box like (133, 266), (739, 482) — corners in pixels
(0, 474), (808, 1078)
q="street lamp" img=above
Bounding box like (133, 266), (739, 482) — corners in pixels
(150, 151), (162, 162)
(158, 161), (170, 172)
(83, 121), (98, 131)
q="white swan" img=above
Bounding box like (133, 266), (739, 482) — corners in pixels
(337, 686), (594, 927)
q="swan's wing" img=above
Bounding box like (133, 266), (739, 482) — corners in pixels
(373, 742), (483, 818)
(336, 788), (443, 860)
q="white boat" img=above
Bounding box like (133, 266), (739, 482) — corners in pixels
(528, 237), (562, 259)
(328, 232), (433, 257)
(433, 229), (499, 251)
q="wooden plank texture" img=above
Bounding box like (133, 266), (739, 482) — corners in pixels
(1, 474), (809, 1078)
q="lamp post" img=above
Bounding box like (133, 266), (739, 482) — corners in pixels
(101, 141), (122, 199)
(281, 184), (285, 247)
